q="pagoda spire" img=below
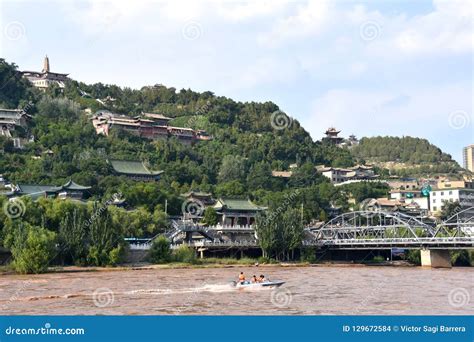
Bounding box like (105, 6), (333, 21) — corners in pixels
(42, 55), (50, 73)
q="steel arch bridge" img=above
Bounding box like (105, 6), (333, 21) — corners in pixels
(305, 208), (474, 250)
(433, 207), (474, 238)
(127, 208), (474, 251)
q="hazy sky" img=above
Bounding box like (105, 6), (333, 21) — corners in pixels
(1, 0), (472, 163)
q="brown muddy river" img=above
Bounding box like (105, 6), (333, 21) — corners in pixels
(0, 266), (472, 315)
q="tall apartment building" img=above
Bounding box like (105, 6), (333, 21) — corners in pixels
(463, 145), (474, 172)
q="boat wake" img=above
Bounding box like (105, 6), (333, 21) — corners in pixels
(126, 283), (241, 295)
(1, 283), (274, 303)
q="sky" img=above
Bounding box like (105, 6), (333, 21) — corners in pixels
(0, 0), (472, 164)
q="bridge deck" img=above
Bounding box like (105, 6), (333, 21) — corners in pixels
(303, 237), (474, 250)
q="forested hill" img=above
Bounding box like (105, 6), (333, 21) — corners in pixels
(0, 58), (460, 207)
(0, 59), (357, 203)
(351, 136), (459, 173)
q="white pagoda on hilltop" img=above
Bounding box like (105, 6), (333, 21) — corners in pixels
(21, 55), (69, 90)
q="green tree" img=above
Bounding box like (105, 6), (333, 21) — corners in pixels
(215, 180), (246, 197)
(440, 200), (461, 220)
(8, 223), (56, 274)
(148, 236), (172, 264)
(86, 204), (123, 266)
(247, 162), (272, 189)
(202, 207), (218, 226)
(405, 250), (421, 265)
(255, 207), (303, 261)
(218, 155), (247, 183)
(255, 212), (276, 259)
(58, 208), (88, 265)
(173, 245), (196, 263)
(282, 208), (304, 260)
(0, 59), (33, 108)
(289, 162), (319, 188)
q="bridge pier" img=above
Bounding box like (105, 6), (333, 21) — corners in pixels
(420, 249), (451, 268)
(198, 248), (207, 259)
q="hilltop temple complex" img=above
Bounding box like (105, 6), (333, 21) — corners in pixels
(322, 127), (358, 147)
(21, 56), (69, 90)
(91, 111), (211, 144)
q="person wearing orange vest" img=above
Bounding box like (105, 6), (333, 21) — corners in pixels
(238, 272), (246, 284)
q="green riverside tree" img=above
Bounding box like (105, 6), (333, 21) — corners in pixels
(9, 223), (56, 274)
(148, 236), (172, 264)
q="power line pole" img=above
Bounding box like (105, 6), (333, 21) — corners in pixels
(301, 202), (304, 224)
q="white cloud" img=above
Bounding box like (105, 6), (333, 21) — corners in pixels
(303, 82), (473, 157)
(215, 0), (289, 21)
(224, 56), (302, 90)
(257, 0), (332, 47)
(372, 0), (473, 57)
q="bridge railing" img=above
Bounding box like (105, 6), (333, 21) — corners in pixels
(171, 240), (258, 248)
(302, 236), (474, 247)
(129, 242), (153, 250)
(206, 224), (254, 231)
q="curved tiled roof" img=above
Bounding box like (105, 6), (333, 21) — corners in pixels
(214, 198), (266, 211)
(109, 160), (163, 176)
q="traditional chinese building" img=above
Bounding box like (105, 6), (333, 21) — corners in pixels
(213, 198), (266, 226)
(387, 178), (419, 191)
(323, 127), (344, 145)
(0, 108), (31, 137)
(317, 165), (377, 184)
(91, 111), (210, 143)
(7, 180), (91, 200)
(167, 126), (195, 144)
(109, 159), (163, 181)
(142, 112), (172, 126)
(347, 134), (359, 146)
(21, 56), (69, 90)
(181, 191), (215, 206)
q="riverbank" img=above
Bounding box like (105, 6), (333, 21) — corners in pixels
(0, 259), (416, 276)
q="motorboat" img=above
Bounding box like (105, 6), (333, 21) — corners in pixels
(231, 280), (285, 289)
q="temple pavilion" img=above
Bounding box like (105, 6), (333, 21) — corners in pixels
(180, 191), (215, 206)
(109, 159), (163, 182)
(213, 198), (266, 226)
(323, 127), (344, 145)
(7, 180), (91, 200)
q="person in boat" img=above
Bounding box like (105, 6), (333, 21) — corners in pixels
(251, 275), (258, 283)
(258, 274), (266, 283)
(238, 272), (246, 284)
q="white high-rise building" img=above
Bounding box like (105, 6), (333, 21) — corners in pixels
(463, 145), (474, 172)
